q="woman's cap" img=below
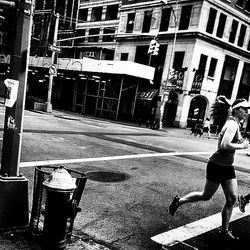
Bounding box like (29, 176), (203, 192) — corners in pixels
(232, 99), (250, 110)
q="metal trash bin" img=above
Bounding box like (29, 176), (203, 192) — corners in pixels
(29, 165), (87, 241)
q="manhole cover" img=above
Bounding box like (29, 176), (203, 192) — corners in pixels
(86, 171), (129, 183)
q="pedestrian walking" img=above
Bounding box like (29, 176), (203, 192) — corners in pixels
(203, 118), (211, 138)
(239, 193), (250, 213)
(169, 96), (250, 242)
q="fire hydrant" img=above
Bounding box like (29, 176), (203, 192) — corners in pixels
(42, 166), (76, 250)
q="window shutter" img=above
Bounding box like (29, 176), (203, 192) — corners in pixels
(190, 6), (200, 26)
(152, 11), (160, 29)
(119, 15), (126, 33)
(134, 12), (143, 31)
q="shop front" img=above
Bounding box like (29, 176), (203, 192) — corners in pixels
(27, 56), (155, 122)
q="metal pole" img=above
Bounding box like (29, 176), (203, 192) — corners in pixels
(70, 0), (75, 27)
(46, 13), (59, 112)
(131, 81), (139, 121)
(0, 0), (33, 230)
(1, 0), (33, 177)
(158, 0), (178, 129)
(116, 77), (124, 120)
(165, 1), (178, 90)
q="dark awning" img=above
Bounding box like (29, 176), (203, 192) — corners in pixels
(137, 89), (158, 101)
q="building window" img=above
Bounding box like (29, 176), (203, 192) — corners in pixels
(78, 9), (88, 22)
(241, 63), (250, 86)
(229, 20), (238, 43)
(223, 57), (238, 82)
(218, 55), (238, 99)
(208, 58), (218, 78)
(91, 7), (102, 22)
(179, 5), (192, 30)
(198, 54), (208, 71)
(102, 27), (115, 42)
(142, 10), (152, 33)
(88, 28), (100, 42)
(121, 53), (128, 61)
(75, 29), (86, 44)
(206, 8), (217, 34)
(159, 8), (171, 32)
(237, 63), (250, 100)
(247, 38), (250, 51)
(245, 0), (250, 12)
(106, 4), (119, 20)
(126, 13), (135, 33)
(173, 51), (185, 69)
(236, 0), (244, 8)
(135, 46), (149, 65)
(238, 24), (247, 47)
(216, 13), (227, 38)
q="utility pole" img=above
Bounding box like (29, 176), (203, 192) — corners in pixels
(0, 0), (33, 230)
(45, 13), (59, 112)
(158, 0), (178, 129)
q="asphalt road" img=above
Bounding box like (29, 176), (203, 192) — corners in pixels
(1, 104), (250, 250)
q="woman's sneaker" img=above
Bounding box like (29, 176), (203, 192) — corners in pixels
(169, 195), (180, 216)
(239, 195), (247, 213)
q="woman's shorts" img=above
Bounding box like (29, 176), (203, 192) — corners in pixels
(206, 161), (236, 183)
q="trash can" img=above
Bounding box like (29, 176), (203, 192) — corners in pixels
(29, 165), (87, 241)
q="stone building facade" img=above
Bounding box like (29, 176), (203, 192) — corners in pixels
(2, 0), (250, 131)
(114, 0), (250, 129)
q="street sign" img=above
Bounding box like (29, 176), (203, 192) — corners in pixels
(49, 65), (57, 76)
(48, 44), (62, 53)
(4, 79), (19, 107)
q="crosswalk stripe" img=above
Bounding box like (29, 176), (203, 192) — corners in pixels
(19, 150), (248, 168)
(19, 151), (214, 168)
(151, 205), (250, 246)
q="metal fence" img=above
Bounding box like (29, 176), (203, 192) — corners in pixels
(29, 165), (87, 240)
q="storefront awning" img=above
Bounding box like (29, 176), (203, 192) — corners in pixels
(137, 89), (158, 101)
(28, 56), (155, 80)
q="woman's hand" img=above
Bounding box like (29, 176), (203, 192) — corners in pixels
(242, 139), (249, 149)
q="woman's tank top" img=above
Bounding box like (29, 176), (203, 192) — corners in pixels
(209, 118), (241, 166)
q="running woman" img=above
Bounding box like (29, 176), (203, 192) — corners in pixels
(169, 97), (250, 242)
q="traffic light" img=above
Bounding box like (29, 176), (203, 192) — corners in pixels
(148, 39), (156, 54)
(148, 39), (160, 56)
(152, 41), (160, 55)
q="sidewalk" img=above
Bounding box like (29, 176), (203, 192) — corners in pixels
(0, 229), (112, 250)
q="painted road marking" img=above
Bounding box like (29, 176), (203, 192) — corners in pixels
(19, 150), (249, 168)
(13, 149), (250, 246)
(151, 205), (250, 246)
(20, 151), (214, 168)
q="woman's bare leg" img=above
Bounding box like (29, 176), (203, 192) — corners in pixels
(221, 178), (238, 232)
(178, 179), (220, 205)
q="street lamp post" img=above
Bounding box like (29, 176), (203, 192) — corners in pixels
(158, 0), (178, 129)
(45, 13), (59, 113)
(0, 0), (33, 230)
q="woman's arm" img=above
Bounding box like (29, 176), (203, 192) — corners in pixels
(220, 122), (248, 150)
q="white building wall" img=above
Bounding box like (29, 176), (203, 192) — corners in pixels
(115, 0), (250, 128)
